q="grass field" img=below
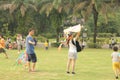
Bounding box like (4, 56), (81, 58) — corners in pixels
(0, 48), (116, 80)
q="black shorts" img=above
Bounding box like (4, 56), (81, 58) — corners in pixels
(0, 48), (6, 53)
(28, 54), (37, 63)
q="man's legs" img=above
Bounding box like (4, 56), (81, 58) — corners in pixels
(27, 61), (31, 72)
(31, 54), (37, 72)
(32, 62), (36, 71)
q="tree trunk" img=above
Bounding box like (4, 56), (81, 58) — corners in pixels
(56, 33), (59, 42)
(56, 27), (60, 42)
(92, 3), (98, 48)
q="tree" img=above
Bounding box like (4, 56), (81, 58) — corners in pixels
(0, 0), (37, 17)
(38, 0), (68, 42)
(0, 0), (37, 35)
(92, 0), (98, 45)
(0, 0), (120, 43)
(73, 0), (118, 47)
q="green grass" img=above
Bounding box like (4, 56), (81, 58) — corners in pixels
(0, 48), (115, 80)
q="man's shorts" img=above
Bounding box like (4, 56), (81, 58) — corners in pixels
(0, 48), (6, 53)
(27, 53), (37, 63)
(112, 62), (120, 70)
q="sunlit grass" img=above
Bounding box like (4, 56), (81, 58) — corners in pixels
(0, 48), (115, 80)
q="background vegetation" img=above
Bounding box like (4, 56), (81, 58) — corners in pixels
(0, 0), (120, 47)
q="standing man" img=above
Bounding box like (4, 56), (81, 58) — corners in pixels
(26, 28), (37, 72)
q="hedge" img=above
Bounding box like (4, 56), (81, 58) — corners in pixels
(51, 42), (61, 47)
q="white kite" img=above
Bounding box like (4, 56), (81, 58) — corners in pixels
(58, 24), (83, 51)
(64, 24), (83, 34)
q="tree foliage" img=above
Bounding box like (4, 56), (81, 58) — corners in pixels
(0, 0), (120, 43)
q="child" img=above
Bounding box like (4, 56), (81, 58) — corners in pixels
(24, 51), (28, 68)
(44, 40), (49, 50)
(111, 46), (120, 79)
(0, 35), (8, 58)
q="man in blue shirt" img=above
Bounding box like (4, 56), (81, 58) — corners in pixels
(26, 28), (37, 72)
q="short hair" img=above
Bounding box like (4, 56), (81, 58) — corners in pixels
(0, 34), (3, 38)
(28, 28), (35, 33)
(113, 46), (118, 51)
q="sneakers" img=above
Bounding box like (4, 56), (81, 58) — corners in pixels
(72, 72), (75, 74)
(66, 71), (76, 74)
(66, 71), (70, 74)
(116, 76), (118, 79)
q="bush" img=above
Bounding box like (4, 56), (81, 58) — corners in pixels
(51, 42), (61, 47)
(90, 33), (115, 38)
(11, 35), (17, 41)
(37, 35), (46, 42)
(88, 38), (109, 44)
(41, 33), (56, 39)
(87, 43), (102, 48)
(97, 33), (113, 37)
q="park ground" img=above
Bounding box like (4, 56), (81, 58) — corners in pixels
(0, 48), (116, 80)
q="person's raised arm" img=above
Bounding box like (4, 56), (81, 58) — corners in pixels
(75, 32), (80, 40)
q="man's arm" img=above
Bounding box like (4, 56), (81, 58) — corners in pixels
(28, 40), (35, 45)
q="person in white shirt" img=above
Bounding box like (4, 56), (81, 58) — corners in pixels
(66, 32), (80, 74)
(111, 46), (120, 79)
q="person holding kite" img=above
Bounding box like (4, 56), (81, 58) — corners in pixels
(58, 24), (82, 74)
(0, 35), (8, 58)
(66, 32), (80, 74)
(26, 28), (37, 72)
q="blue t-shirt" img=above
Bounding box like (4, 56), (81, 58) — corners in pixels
(26, 35), (35, 54)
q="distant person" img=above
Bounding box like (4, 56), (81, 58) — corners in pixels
(44, 39), (49, 50)
(66, 32), (80, 74)
(5, 38), (10, 49)
(111, 38), (116, 48)
(111, 46), (120, 79)
(21, 39), (25, 49)
(8, 38), (11, 43)
(16, 34), (22, 53)
(82, 40), (86, 49)
(109, 39), (112, 49)
(12, 41), (17, 49)
(0, 35), (8, 58)
(8, 42), (13, 50)
(26, 28), (37, 72)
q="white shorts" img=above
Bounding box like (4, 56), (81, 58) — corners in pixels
(68, 52), (77, 59)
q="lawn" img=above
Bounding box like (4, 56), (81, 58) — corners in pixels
(0, 48), (115, 80)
